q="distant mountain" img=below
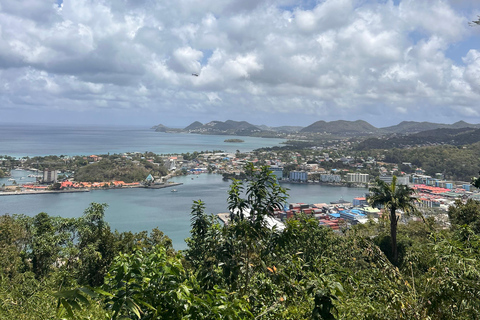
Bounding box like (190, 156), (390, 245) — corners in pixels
(184, 121), (203, 131)
(256, 125), (304, 133)
(381, 121), (480, 134)
(300, 120), (378, 135)
(186, 120), (262, 135)
(153, 119), (480, 138)
(151, 124), (182, 133)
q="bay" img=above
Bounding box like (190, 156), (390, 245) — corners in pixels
(0, 174), (367, 250)
(0, 123), (367, 250)
(0, 123), (284, 158)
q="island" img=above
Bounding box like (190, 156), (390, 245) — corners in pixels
(224, 139), (244, 143)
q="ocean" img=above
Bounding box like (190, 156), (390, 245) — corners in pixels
(0, 123), (284, 158)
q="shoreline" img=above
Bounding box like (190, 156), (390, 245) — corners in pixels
(0, 182), (183, 196)
(279, 180), (368, 188)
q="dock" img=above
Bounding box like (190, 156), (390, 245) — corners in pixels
(0, 189), (90, 196)
(145, 182), (183, 189)
(217, 213), (231, 225)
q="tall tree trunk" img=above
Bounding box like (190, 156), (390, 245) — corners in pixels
(390, 208), (398, 264)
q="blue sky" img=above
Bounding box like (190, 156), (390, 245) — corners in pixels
(1, 0), (480, 128)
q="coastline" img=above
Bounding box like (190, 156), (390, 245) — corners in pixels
(0, 182), (183, 196)
(279, 180), (368, 188)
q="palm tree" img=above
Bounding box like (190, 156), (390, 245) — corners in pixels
(368, 176), (417, 264)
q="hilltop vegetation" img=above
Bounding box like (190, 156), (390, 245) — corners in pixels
(356, 127), (480, 150)
(74, 158), (167, 183)
(300, 119), (378, 135)
(381, 144), (480, 181)
(13, 153), (169, 183)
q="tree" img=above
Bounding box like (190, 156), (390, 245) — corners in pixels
(448, 199), (480, 234)
(368, 176), (417, 264)
(76, 203), (117, 286)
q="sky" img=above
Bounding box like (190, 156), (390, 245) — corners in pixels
(1, 0), (480, 128)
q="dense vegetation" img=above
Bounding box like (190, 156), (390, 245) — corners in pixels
(9, 153), (169, 183)
(355, 127), (480, 150)
(74, 159), (167, 182)
(381, 144), (480, 181)
(1, 165), (480, 319)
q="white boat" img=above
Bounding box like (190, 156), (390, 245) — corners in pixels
(171, 189), (177, 192)
(8, 178), (15, 181)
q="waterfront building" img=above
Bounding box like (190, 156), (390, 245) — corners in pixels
(352, 197), (367, 206)
(290, 171), (308, 182)
(320, 174), (341, 183)
(43, 169), (58, 183)
(379, 175), (409, 185)
(270, 166), (284, 180)
(347, 173), (369, 184)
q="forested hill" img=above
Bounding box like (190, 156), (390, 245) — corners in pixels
(355, 127), (480, 150)
(300, 120), (378, 135)
(380, 120), (480, 134)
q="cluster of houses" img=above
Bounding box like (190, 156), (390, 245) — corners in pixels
(22, 180), (141, 190)
(219, 197), (383, 231)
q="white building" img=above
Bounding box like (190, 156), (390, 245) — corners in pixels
(290, 171), (308, 182)
(43, 169), (58, 183)
(379, 175), (409, 186)
(347, 173), (369, 183)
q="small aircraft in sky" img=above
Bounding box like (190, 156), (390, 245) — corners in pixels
(192, 73), (199, 77)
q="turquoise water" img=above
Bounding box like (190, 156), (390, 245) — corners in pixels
(0, 174), (367, 249)
(0, 124), (284, 157)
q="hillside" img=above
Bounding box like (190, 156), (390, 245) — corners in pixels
(152, 124), (182, 133)
(184, 121), (203, 131)
(256, 125), (304, 133)
(300, 120), (378, 135)
(355, 127), (480, 150)
(184, 120), (262, 135)
(381, 120), (480, 134)
(154, 119), (480, 138)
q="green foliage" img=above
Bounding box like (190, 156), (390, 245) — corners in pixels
(3, 166), (480, 319)
(448, 199), (480, 234)
(380, 144), (480, 181)
(74, 159), (162, 182)
(368, 176), (417, 264)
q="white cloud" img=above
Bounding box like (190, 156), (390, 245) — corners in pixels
(0, 0), (480, 126)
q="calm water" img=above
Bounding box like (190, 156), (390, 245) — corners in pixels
(0, 174), (367, 249)
(0, 124), (284, 157)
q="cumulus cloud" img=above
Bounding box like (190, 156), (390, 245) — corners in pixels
(0, 0), (480, 126)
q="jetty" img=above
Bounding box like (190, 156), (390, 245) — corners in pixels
(0, 189), (90, 196)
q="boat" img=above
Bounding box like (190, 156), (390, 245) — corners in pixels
(8, 178), (15, 181)
(171, 189), (177, 192)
